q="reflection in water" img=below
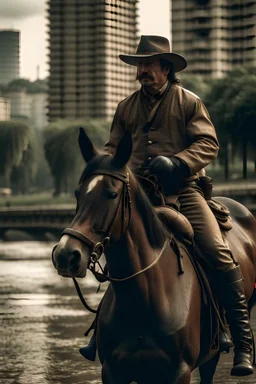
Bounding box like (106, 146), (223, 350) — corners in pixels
(0, 241), (103, 384)
(0, 241), (256, 383)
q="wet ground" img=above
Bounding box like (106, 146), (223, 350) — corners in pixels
(0, 241), (256, 384)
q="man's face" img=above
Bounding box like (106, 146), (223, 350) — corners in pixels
(136, 58), (169, 91)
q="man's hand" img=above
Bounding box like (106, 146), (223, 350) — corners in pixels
(149, 156), (190, 194)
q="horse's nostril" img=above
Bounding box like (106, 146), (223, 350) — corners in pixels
(70, 250), (82, 271)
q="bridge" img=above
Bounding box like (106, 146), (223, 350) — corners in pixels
(1, 183), (256, 241)
(0, 205), (76, 241)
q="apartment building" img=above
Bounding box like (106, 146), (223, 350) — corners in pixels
(47, 0), (138, 121)
(0, 30), (20, 85)
(0, 97), (10, 121)
(171, 0), (256, 77)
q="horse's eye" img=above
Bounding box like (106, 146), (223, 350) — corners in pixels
(109, 191), (118, 199)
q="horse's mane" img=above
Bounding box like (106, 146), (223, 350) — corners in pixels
(131, 172), (167, 248)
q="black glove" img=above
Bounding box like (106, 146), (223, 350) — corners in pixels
(149, 156), (190, 194)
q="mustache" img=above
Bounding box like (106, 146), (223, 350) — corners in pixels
(136, 73), (154, 81)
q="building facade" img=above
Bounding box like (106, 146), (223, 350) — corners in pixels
(47, 0), (138, 121)
(0, 97), (10, 121)
(4, 89), (48, 130)
(171, 0), (256, 78)
(0, 30), (20, 85)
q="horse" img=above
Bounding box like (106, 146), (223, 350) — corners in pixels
(52, 128), (256, 384)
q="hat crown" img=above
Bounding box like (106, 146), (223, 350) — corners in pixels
(136, 35), (170, 55)
(119, 35), (187, 73)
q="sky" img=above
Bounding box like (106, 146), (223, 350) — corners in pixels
(0, 0), (170, 81)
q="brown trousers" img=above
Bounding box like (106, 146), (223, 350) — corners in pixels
(167, 184), (234, 271)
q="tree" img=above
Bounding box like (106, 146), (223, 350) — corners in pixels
(228, 78), (256, 178)
(44, 119), (110, 196)
(10, 129), (39, 194)
(5, 78), (48, 93)
(205, 67), (256, 180)
(180, 74), (212, 100)
(205, 76), (233, 180)
(0, 121), (32, 187)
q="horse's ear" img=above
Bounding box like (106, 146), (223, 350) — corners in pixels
(113, 130), (132, 168)
(78, 127), (98, 163)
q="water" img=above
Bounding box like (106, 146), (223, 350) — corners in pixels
(0, 241), (256, 384)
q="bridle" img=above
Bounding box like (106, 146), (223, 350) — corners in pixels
(55, 169), (168, 312)
(62, 169), (132, 282)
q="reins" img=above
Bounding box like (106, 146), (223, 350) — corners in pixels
(72, 277), (97, 313)
(72, 239), (169, 313)
(61, 169), (169, 313)
(95, 239), (169, 283)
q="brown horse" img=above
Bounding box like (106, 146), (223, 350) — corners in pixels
(52, 128), (256, 384)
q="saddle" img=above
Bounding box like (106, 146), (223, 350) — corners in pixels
(136, 173), (233, 236)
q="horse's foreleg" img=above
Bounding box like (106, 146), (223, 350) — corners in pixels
(175, 372), (191, 384)
(199, 352), (220, 384)
(173, 363), (191, 384)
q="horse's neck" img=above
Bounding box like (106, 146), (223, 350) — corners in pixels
(106, 204), (166, 284)
(105, 215), (169, 322)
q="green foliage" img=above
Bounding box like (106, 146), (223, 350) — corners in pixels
(228, 77), (256, 139)
(44, 119), (110, 195)
(10, 129), (40, 193)
(180, 74), (213, 100)
(0, 121), (29, 186)
(206, 67), (256, 137)
(1, 78), (48, 93)
(205, 67), (256, 179)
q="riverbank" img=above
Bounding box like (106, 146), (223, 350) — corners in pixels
(0, 191), (76, 207)
(2, 179), (256, 208)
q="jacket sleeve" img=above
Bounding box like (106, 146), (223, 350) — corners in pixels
(174, 99), (219, 175)
(104, 103), (125, 155)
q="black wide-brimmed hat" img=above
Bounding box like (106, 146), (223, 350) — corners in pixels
(119, 35), (187, 73)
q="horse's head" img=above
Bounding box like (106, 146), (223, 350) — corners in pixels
(52, 128), (133, 278)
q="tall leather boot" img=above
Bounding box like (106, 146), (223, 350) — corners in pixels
(215, 265), (253, 376)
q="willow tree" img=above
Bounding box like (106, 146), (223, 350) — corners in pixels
(0, 121), (32, 187)
(10, 129), (39, 194)
(44, 119), (109, 196)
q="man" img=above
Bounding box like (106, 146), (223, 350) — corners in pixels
(80, 35), (253, 376)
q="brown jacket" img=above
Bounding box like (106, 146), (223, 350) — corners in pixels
(104, 83), (219, 179)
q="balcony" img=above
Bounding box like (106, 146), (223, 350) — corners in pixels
(191, 9), (209, 20)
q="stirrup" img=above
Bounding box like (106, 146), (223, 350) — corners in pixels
(219, 330), (233, 353)
(79, 334), (97, 361)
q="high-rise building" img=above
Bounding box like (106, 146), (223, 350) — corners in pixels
(171, 0), (256, 78)
(4, 89), (47, 130)
(0, 30), (20, 85)
(47, 0), (138, 121)
(0, 97), (10, 121)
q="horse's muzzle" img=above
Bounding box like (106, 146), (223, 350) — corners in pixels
(52, 242), (87, 278)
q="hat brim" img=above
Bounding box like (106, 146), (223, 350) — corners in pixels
(119, 52), (187, 73)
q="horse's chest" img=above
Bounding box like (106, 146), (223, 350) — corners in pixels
(110, 336), (173, 377)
